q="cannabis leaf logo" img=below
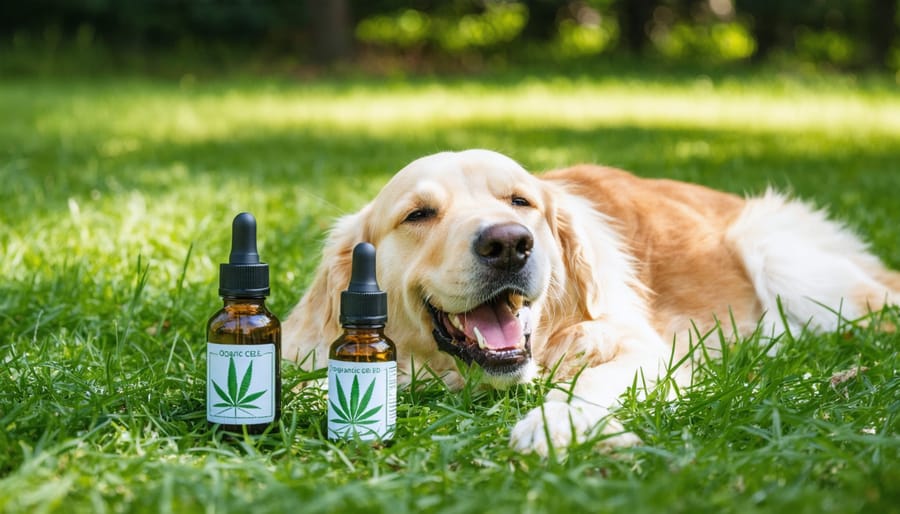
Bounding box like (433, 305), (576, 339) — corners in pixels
(212, 357), (267, 417)
(329, 375), (382, 437)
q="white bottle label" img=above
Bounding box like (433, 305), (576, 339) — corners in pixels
(207, 342), (276, 425)
(328, 360), (397, 441)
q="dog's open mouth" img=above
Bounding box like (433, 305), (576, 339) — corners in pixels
(426, 290), (532, 374)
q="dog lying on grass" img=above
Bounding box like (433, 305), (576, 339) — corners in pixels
(283, 149), (899, 456)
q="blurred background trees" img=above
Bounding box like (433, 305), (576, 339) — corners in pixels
(2, 0), (898, 71)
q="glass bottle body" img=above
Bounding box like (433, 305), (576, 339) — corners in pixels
(329, 326), (396, 362)
(207, 297), (281, 434)
(328, 325), (397, 441)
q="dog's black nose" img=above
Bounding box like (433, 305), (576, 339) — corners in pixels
(474, 222), (534, 272)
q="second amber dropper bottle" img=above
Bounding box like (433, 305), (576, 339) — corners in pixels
(327, 242), (397, 442)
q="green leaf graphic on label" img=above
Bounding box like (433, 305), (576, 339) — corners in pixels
(330, 375), (383, 436)
(212, 357), (267, 417)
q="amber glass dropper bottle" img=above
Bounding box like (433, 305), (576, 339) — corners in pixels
(207, 212), (281, 434)
(328, 242), (397, 442)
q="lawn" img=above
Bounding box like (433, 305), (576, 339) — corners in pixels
(1, 65), (899, 513)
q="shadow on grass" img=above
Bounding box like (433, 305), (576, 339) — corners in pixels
(5, 118), (900, 244)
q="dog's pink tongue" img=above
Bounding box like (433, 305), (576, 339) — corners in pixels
(461, 302), (523, 351)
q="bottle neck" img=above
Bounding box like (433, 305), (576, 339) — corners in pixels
(341, 325), (385, 334)
(222, 296), (267, 306)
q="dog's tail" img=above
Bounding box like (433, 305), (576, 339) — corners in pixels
(727, 189), (898, 336)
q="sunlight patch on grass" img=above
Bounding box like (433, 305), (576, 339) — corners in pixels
(22, 79), (900, 150)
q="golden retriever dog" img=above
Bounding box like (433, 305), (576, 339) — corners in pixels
(283, 149), (899, 456)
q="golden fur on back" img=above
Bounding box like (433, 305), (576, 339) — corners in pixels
(540, 166), (764, 362)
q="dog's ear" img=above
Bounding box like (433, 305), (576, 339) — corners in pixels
(543, 186), (604, 320)
(283, 205), (373, 368)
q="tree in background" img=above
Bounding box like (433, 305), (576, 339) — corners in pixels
(870, 0), (898, 67)
(520, 0), (565, 41)
(733, 0), (786, 62)
(305, 0), (354, 62)
(615, 0), (656, 53)
(1, 0), (897, 70)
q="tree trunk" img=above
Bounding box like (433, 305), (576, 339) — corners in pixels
(521, 0), (563, 42)
(306, 0), (353, 63)
(736, 0), (785, 63)
(869, 0), (898, 68)
(751, 11), (778, 62)
(617, 0), (655, 54)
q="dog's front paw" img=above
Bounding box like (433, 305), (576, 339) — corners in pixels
(509, 401), (640, 457)
(510, 401), (591, 457)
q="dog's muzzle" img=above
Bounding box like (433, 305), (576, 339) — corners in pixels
(427, 290), (533, 376)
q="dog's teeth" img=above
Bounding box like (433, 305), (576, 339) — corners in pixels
(449, 314), (463, 332)
(473, 326), (487, 350)
(517, 306), (532, 335)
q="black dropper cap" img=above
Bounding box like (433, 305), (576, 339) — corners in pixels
(340, 242), (387, 326)
(219, 212), (270, 297)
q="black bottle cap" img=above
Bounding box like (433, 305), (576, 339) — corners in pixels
(219, 212), (270, 297)
(340, 242), (388, 326)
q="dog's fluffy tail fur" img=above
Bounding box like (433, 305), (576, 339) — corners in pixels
(727, 190), (899, 338)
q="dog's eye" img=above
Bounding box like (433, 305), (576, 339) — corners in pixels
(511, 196), (532, 207)
(403, 208), (436, 223)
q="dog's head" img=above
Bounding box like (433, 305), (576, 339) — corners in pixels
(286, 150), (599, 387)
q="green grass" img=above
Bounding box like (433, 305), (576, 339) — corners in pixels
(1, 65), (899, 513)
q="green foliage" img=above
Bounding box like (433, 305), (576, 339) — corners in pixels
(1, 65), (899, 513)
(653, 22), (757, 61)
(554, 17), (619, 57)
(5, 0), (896, 70)
(795, 29), (860, 66)
(356, 9), (432, 49)
(2, 0), (306, 44)
(356, 2), (528, 53)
